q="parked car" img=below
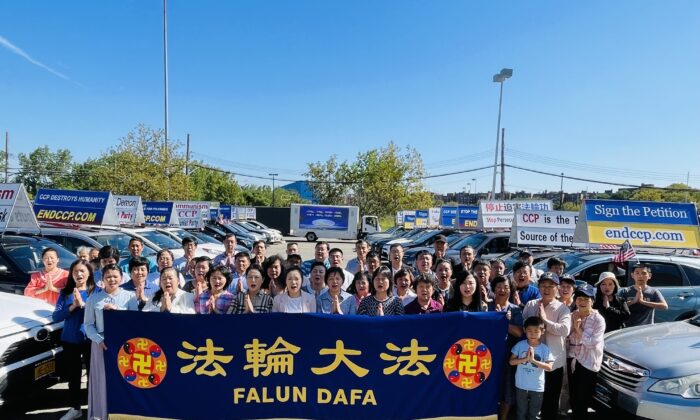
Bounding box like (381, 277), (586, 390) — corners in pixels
(113, 227), (186, 259)
(444, 232), (514, 264)
(0, 235), (76, 295)
(401, 231), (469, 266)
(156, 228), (248, 257)
(236, 221), (283, 243)
(593, 315), (700, 417)
(0, 293), (64, 406)
(245, 220), (284, 240)
(202, 224), (254, 250)
(39, 227), (158, 263)
(533, 251), (700, 322)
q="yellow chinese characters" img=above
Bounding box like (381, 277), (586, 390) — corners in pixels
(244, 337), (301, 378)
(380, 338), (436, 376)
(177, 338), (233, 377)
(311, 340), (369, 378)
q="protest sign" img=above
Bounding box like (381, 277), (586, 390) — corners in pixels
(573, 199), (700, 248)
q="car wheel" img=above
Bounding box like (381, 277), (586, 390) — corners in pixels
(305, 232), (317, 242)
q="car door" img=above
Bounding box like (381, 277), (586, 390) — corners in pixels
(631, 261), (690, 323)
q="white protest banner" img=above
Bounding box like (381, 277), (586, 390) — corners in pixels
(478, 200), (553, 229)
(0, 183), (40, 231)
(509, 209), (579, 247)
(428, 208), (441, 228)
(114, 195), (146, 226)
(173, 201), (210, 228)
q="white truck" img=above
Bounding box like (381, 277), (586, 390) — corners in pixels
(290, 204), (381, 241)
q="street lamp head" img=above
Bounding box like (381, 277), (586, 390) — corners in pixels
(493, 68), (513, 83)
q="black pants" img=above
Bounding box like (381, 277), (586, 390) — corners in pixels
(62, 341), (91, 409)
(568, 360), (597, 420)
(541, 366), (563, 420)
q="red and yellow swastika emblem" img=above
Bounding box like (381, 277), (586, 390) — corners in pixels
(118, 337), (167, 389)
(442, 338), (492, 390)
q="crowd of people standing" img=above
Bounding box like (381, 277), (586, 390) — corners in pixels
(22, 234), (668, 420)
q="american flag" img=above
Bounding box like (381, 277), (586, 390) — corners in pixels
(598, 244), (618, 250)
(613, 240), (637, 264)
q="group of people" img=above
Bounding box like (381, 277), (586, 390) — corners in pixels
(22, 235), (668, 420)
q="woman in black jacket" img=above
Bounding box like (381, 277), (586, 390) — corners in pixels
(593, 271), (630, 332)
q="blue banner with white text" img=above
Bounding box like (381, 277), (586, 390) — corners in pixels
(458, 205), (479, 229)
(34, 188), (110, 225)
(143, 201), (175, 226)
(104, 311), (507, 420)
(441, 206), (458, 227)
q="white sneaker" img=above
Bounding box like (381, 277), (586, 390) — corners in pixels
(60, 408), (82, 420)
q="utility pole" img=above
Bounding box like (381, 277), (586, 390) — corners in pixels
(185, 133), (190, 175)
(4, 132), (8, 183)
(500, 128), (505, 200)
(163, 0), (170, 199)
(560, 172), (565, 209)
(269, 173), (278, 207)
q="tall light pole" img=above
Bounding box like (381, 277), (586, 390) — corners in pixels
(472, 178), (477, 202)
(490, 68), (513, 200)
(163, 0), (170, 199)
(269, 173), (278, 207)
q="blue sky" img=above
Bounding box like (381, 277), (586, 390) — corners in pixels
(1, 0), (699, 195)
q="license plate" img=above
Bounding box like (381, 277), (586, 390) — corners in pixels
(34, 358), (55, 380)
(594, 382), (616, 408)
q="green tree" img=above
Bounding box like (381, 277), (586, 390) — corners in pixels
(189, 165), (243, 204)
(74, 124), (192, 200)
(305, 155), (353, 205)
(14, 146), (74, 196)
(305, 142), (433, 217)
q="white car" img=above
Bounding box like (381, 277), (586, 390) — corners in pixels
(108, 227), (186, 259)
(0, 293), (63, 405)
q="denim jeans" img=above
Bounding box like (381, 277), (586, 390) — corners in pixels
(516, 387), (544, 420)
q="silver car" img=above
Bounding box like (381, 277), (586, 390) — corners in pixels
(594, 315), (700, 418)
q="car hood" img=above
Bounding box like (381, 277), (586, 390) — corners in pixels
(0, 293), (59, 335)
(605, 321), (700, 378)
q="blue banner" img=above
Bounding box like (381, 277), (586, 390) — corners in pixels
(104, 312), (507, 420)
(416, 210), (429, 219)
(34, 188), (111, 225)
(143, 201), (175, 226)
(583, 199), (699, 225)
(299, 205), (350, 231)
(219, 205), (232, 220)
(441, 206), (458, 227)
(458, 205), (479, 229)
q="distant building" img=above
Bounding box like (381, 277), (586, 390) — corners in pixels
(281, 181), (316, 203)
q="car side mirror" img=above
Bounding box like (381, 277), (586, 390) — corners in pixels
(0, 265), (8, 274)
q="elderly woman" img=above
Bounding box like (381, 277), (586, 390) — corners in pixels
(24, 247), (69, 305)
(393, 268), (416, 305)
(357, 267), (405, 316)
(183, 256), (212, 294)
(272, 267), (316, 313)
(316, 267), (352, 314)
(143, 267), (195, 313)
(83, 264), (138, 420)
(228, 264), (274, 314)
(340, 272), (371, 315)
(122, 256), (158, 309)
(263, 255), (286, 297)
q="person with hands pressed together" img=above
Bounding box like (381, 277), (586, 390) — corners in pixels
(521, 272), (571, 420)
(618, 262), (667, 327)
(228, 264), (273, 314)
(513, 261), (541, 307)
(24, 247), (69, 305)
(432, 261), (453, 305)
(213, 233), (238, 270)
(173, 236), (198, 281)
(473, 259), (494, 303)
(510, 316), (554, 420)
(83, 264), (138, 420)
(183, 256), (211, 293)
(121, 257), (157, 310)
(316, 266), (352, 314)
(357, 266), (405, 316)
(346, 239), (369, 274)
(567, 284), (605, 420)
(593, 272), (630, 332)
(144, 267), (195, 314)
(195, 266), (234, 314)
(53, 260), (96, 420)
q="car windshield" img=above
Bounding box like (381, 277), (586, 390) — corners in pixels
(189, 231), (222, 245)
(3, 239), (75, 273)
(137, 230), (183, 250)
(451, 233), (488, 249)
(163, 228), (189, 240)
(533, 252), (607, 272)
(92, 233), (157, 258)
